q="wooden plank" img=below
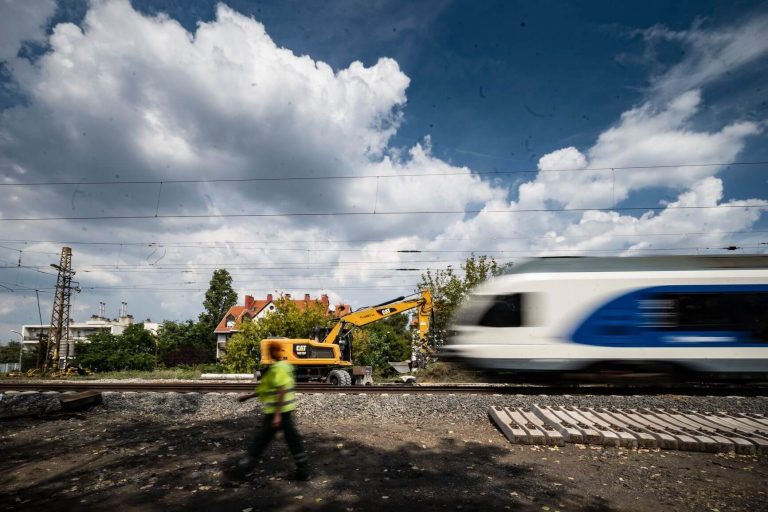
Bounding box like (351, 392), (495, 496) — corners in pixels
(59, 390), (102, 410)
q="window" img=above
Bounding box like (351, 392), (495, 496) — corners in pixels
(225, 316), (235, 328)
(657, 292), (768, 341)
(479, 294), (524, 328)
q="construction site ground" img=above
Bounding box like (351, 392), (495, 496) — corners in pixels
(1, 393), (767, 512)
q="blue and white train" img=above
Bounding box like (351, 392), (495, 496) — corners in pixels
(442, 255), (768, 380)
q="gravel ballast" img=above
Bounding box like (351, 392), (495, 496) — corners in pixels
(1, 389), (767, 512)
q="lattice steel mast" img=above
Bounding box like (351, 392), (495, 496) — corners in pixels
(44, 247), (75, 371)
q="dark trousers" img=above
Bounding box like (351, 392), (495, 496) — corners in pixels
(248, 411), (308, 472)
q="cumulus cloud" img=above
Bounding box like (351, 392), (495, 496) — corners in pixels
(0, 0), (765, 337)
(0, 0), (56, 62)
(528, 89), (762, 209)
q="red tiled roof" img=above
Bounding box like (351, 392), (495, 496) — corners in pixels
(214, 294), (351, 334)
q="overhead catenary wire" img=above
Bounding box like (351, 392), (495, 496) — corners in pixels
(0, 203), (765, 222)
(2, 229), (767, 248)
(0, 160), (765, 187)
(1, 229), (767, 252)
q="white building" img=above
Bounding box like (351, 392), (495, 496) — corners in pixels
(20, 302), (160, 363)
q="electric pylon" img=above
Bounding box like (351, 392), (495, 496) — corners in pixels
(44, 247), (75, 371)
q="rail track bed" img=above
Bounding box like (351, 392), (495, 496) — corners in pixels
(1, 380), (766, 395)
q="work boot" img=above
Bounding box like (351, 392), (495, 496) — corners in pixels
(293, 468), (311, 481)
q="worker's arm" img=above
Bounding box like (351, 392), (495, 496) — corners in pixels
(272, 386), (286, 427)
(237, 392), (259, 402)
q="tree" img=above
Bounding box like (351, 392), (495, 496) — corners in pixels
(221, 297), (330, 373)
(198, 269), (238, 341)
(157, 320), (212, 366)
(419, 255), (502, 347)
(75, 323), (156, 372)
(352, 315), (411, 375)
(0, 341), (37, 369)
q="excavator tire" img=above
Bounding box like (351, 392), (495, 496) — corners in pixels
(328, 369), (352, 386)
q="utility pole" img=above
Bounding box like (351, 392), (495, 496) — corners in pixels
(44, 247), (75, 371)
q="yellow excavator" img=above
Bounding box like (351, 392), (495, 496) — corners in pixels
(260, 290), (433, 385)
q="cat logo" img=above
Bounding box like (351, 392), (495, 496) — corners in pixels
(378, 308), (394, 315)
(294, 344), (308, 357)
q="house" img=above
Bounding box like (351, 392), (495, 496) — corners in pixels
(20, 302), (160, 366)
(214, 293), (351, 359)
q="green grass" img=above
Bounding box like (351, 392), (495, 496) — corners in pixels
(414, 362), (484, 383)
(71, 368), (203, 380)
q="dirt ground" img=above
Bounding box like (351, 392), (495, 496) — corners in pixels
(2, 405), (767, 512)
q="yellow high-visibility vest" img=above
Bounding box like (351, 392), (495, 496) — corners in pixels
(257, 360), (296, 414)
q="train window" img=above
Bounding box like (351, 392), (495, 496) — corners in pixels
(659, 292), (768, 341)
(478, 294), (525, 327)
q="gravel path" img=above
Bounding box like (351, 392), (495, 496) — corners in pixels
(2, 390), (767, 512)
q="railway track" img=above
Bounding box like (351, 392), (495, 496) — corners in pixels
(1, 381), (767, 396)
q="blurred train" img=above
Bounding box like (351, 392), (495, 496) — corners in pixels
(441, 255), (768, 381)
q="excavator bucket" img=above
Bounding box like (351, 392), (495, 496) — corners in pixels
(388, 360), (416, 384)
(388, 360), (412, 374)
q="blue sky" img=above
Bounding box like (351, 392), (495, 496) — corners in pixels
(0, 0), (766, 335)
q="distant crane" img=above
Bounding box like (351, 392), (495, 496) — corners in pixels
(44, 247), (76, 371)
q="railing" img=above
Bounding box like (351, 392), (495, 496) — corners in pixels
(0, 363), (20, 373)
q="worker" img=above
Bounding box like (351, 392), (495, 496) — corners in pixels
(236, 340), (311, 481)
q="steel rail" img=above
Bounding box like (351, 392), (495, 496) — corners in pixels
(1, 381), (766, 396)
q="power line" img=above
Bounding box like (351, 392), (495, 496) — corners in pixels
(0, 203), (765, 222)
(1, 229), (766, 250)
(1, 160), (765, 187)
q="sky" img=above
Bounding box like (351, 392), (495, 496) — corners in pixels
(0, 0), (767, 339)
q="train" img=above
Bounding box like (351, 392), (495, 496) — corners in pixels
(441, 255), (768, 381)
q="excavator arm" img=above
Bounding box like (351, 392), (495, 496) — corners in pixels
(321, 290), (433, 345)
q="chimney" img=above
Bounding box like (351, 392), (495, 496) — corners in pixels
(266, 293), (273, 302)
(304, 293), (311, 301)
(99, 302), (105, 318)
(244, 295), (254, 309)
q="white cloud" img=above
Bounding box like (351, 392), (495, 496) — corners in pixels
(0, 0), (56, 62)
(640, 13), (768, 100)
(0, 1), (765, 334)
(528, 89), (761, 209)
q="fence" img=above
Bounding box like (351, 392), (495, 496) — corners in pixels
(0, 362), (20, 373)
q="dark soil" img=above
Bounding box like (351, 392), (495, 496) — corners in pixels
(1, 409), (766, 511)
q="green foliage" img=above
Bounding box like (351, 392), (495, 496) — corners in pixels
(221, 322), (262, 373)
(221, 297), (330, 373)
(157, 320), (212, 366)
(352, 315), (411, 375)
(75, 323), (157, 372)
(0, 341), (20, 363)
(419, 255), (502, 346)
(0, 342), (38, 371)
(198, 269), (238, 343)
